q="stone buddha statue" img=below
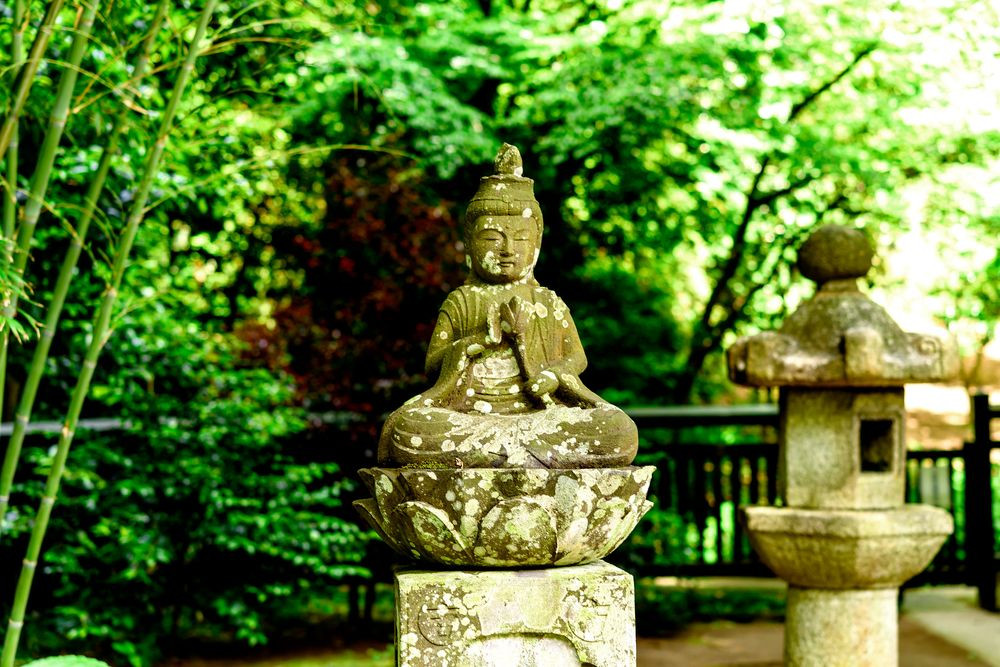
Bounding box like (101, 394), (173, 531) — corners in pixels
(378, 144), (638, 469)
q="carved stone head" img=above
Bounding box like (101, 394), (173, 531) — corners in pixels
(464, 144), (543, 284)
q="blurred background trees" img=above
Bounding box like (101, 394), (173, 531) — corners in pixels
(1, 0), (998, 663)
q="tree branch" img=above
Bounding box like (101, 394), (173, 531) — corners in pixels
(788, 43), (877, 123)
(751, 173), (815, 209)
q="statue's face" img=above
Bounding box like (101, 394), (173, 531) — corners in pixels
(469, 214), (540, 284)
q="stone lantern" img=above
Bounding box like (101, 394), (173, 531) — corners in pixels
(728, 224), (957, 666)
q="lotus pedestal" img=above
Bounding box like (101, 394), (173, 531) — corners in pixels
(355, 466), (653, 666)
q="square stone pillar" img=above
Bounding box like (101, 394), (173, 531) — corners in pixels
(395, 560), (636, 667)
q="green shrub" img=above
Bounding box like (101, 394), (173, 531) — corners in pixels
(2, 308), (371, 665)
(634, 580), (786, 636)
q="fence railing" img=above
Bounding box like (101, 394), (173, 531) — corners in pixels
(7, 397), (996, 617)
(627, 397), (1000, 612)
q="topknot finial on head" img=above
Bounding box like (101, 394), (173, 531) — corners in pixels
(494, 143), (524, 177)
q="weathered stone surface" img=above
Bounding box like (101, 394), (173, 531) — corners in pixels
(796, 224), (874, 285)
(395, 560), (636, 667)
(377, 144), (638, 469)
(742, 505), (953, 589)
(779, 388), (906, 510)
(727, 224), (958, 388)
(785, 587), (897, 667)
(355, 467), (654, 567)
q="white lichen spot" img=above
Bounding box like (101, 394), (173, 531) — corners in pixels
(410, 435), (423, 446)
(473, 400), (492, 414)
(442, 439), (456, 452)
(514, 166), (523, 176)
(480, 250), (501, 275)
(508, 384), (520, 394)
(466, 388), (475, 397)
(562, 320), (570, 328)
(376, 475), (394, 497)
(445, 490), (456, 502)
(534, 302), (548, 318)
(439, 330), (449, 340)
(404, 394), (422, 406)
(561, 374), (581, 390)
(522, 207), (532, 218)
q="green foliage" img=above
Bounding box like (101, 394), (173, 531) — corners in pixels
(613, 506), (692, 570)
(21, 657), (110, 667)
(569, 261), (684, 404)
(634, 581), (785, 636)
(0, 239), (38, 342)
(294, 0), (1000, 404)
(4, 305), (370, 664)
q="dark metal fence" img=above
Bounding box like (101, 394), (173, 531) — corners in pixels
(628, 395), (1000, 611)
(967, 393), (999, 610)
(626, 405), (779, 578)
(10, 397), (996, 617)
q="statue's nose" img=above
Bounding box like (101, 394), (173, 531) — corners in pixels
(500, 236), (514, 255)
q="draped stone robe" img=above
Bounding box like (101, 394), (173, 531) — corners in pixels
(378, 283), (638, 469)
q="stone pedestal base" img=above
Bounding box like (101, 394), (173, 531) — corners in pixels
(395, 560), (635, 667)
(785, 587), (897, 667)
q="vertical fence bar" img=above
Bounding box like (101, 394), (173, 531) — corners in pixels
(710, 454), (725, 562)
(730, 454), (744, 562)
(693, 454), (708, 562)
(967, 393), (997, 611)
(765, 454), (779, 505)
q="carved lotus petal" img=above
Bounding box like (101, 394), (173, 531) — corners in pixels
(354, 498), (403, 553)
(395, 501), (470, 563)
(477, 496), (558, 566)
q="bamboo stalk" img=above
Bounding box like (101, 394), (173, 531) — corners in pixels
(0, 2), (216, 663)
(0, 0), (171, 532)
(0, 0), (101, 526)
(0, 0), (28, 495)
(0, 0), (67, 160)
(2, 0), (26, 243)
